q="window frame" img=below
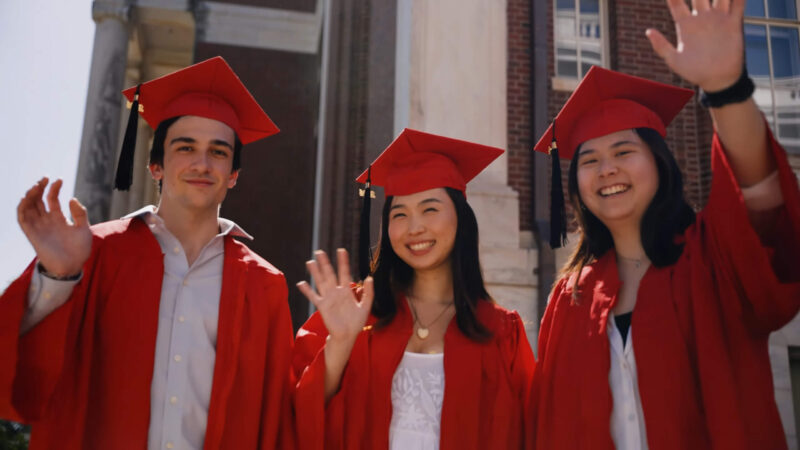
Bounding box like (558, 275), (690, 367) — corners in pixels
(552, 0), (610, 91)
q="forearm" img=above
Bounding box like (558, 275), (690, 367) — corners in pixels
(20, 263), (80, 334)
(709, 97), (775, 187)
(322, 335), (356, 403)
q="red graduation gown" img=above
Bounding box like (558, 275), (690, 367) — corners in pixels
(293, 298), (535, 450)
(531, 131), (800, 449)
(0, 217), (295, 449)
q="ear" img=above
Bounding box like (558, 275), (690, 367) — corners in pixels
(227, 169), (240, 189)
(149, 163), (163, 181)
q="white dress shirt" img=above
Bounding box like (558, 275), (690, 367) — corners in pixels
(24, 205), (252, 450)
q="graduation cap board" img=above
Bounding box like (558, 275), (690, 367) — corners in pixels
(533, 66), (694, 248)
(355, 128), (504, 278)
(115, 56), (279, 190)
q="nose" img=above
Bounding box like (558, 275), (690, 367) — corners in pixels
(191, 148), (212, 171)
(408, 215), (426, 235)
(598, 157), (618, 177)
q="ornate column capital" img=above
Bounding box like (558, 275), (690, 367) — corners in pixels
(92, 0), (131, 23)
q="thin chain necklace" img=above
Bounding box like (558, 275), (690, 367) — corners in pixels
(406, 296), (453, 340)
(617, 255), (648, 269)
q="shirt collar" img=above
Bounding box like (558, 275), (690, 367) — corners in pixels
(122, 205), (253, 240)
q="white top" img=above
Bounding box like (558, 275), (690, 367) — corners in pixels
(608, 314), (648, 450)
(23, 205), (252, 450)
(389, 351), (445, 450)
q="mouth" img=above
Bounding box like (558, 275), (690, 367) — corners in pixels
(407, 240), (435, 254)
(598, 184), (630, 197)
(185, 179), (215, 187)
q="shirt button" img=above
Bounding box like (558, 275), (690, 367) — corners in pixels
(170, 396), (178, 404)
(178, 316), (185, 322)
(174, 355), (182, 362)
(166, 443), (174, 449)
(173, 247), (180, 254)
(43, 291), (52, 300)
(628, 413), (636, 422)
(622, 362), (629, 370)
(182, 280), (188, 286)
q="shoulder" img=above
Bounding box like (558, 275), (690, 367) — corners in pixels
(476, 301), (525, 339)
(227, 238), (284, 280)
(89, 217), (154, 250)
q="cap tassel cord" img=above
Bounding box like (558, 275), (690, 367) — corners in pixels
(115, 84), (142, 191)
(358, 167), (373, 280)
(549, 120), (567, 249)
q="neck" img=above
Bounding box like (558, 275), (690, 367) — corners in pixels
(408, 263), (454, 305)
(155, 199), (220, 262)
(608, 221), (647, 262)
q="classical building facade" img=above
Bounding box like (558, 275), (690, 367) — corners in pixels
(75, 0), (798, 446)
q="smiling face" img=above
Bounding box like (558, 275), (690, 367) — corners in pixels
(149, 115), (239, 215)
(387, 187), (458, 274)
(575, 128), (659, 231)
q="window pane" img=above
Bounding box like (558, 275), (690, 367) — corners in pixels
(556, 0), (574, 10)
(745, 24), (770, 77)
(580, 0), (599, 13)
(745, 0), (766, 17)
(770, 26), (800, 153)
(768, 0), (797, 19)
(558, 60), (579, 78)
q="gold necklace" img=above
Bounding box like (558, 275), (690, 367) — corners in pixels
(406, 297), (453, 339)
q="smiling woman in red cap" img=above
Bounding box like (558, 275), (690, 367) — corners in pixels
(0, 57), (295, 449)
(530, 0), (800, 449)
(292, 129), (535, 449)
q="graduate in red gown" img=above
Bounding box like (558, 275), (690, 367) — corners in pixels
(529, 1), (800, 449)
(0, 57), (295, 449)
(292, 129), (536, 449)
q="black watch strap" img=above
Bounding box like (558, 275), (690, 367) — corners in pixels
(699, 67), (755, 108)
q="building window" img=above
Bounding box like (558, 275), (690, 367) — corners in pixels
(554, 0), (607, 81)
(745, 0), (800, 153)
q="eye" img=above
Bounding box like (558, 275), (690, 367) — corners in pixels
(423, 207), (438, 213)
(579, 158), (597, 166)
(177, 145), (193, 152)
(616, 150), (632, 157)
(391, 212), (406, 220)
(212, 148), (230, 157)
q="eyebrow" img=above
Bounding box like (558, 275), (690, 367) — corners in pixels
(390, 197), (443, 210)
(169, 136), (234, 150)
(578, 140), (638, 156)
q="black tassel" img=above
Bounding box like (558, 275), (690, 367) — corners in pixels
(549, 120), (567, 249)
(358, 167), (373, 279)
(115, 84), (141, 191)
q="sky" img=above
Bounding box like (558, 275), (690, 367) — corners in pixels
(0, 0), (94, 287)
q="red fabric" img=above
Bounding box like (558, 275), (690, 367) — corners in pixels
(121, 56), (279, 144)
(293, 298), (535, 449)
(0, 218), (295, 449)
(354, 128), (504, 196)
(530, 130), (800, 449)
(533, 66), (694, 159)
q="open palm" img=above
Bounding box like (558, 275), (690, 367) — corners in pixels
(647, 0), (745, 92)
(17, 178), (92, 277)
(297, 249), (374, 342)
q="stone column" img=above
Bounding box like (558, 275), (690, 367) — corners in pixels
(395, 0), (539, 348)
(73, 0), (130, 224)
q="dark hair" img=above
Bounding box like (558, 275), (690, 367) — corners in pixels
(149, 116), (243, 171)
(561, 128), (695, 282)
(369, 187), (493, 341)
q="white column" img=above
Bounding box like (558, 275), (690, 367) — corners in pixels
(73, 0), (130, 224)
(395, 0), (539, 347)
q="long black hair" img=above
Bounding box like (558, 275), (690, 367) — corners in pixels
(369, 187), (493, 341)
(561, 127), (695, 283)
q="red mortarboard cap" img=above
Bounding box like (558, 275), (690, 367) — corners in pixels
(533, 66), (694, 160)
(355, 128), (504, 197)
(115, 56), (278, 190)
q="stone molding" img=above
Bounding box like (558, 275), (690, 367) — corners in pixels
(195, 0), (323, 54)
(92, 0), (131, 23)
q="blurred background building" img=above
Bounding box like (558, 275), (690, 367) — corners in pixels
(69, 0), (800, 447)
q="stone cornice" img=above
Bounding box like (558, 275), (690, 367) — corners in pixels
(92, 0), (131, 23)
(195, 0), (323, 54)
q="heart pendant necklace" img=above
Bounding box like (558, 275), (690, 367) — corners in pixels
(407, 296), (453, 340)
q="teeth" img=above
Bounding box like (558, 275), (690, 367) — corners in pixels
(409, 241), (434, 251)
(600, 185), (629, 196)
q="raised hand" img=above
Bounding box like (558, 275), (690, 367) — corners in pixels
(646, 0), (745, 92)
(297, 248), (374, 343)
(17, 177), (92, 277)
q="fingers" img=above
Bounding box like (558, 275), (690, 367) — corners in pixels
(666, 0), (692, 20)
(336, 248), (353, 287)
(729, 0), (744, 17)
(691, 0), (711, 12)
(46, 179), (64, 218)
(713, 0), (731, 13)
(645, 29), (678, 67)
(18, 177), (48, 226)
(296, 281), (322, 307)
(69, 198), (90, 228)
(359, 276), (375, 313)
(316, 250), (338, 288)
